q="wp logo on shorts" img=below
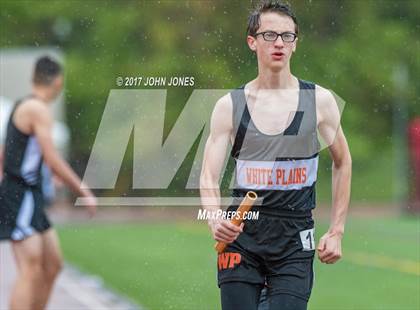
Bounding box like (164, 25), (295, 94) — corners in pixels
(218, 252), (241, 270)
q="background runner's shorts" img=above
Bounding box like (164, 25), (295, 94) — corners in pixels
(0, 179), (51, 241)
(217, 209), (315, 301)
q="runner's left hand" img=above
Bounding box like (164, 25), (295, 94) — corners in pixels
(317, 231), (343, 264)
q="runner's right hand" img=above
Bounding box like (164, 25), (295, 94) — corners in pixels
(209, 218), (244, 244)
(82, 190), (97, 218)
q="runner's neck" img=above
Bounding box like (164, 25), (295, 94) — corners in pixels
(254, 65), (298, 90)
(31, 87), (51, 104)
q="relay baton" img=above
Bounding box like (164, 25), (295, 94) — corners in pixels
(214, 191), (258, 253)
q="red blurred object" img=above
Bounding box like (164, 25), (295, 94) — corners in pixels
(408, 117), (420, 213)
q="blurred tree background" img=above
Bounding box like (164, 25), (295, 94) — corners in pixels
(1, 0), (419, 203)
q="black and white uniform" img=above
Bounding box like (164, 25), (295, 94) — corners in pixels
(218, 79), (320, 309)
(0, 96), (51, 241)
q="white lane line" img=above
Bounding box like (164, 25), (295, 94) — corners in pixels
(57, 276), (108, 309)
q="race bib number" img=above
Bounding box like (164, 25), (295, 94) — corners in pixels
(299, 228), (315, 251)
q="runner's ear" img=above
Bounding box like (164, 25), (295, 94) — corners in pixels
(247, 35), (257, 52)
(292, 37), (298, 53)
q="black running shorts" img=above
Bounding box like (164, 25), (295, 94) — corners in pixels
(217, 207), (315, 301)
(0, 178), (51, 241)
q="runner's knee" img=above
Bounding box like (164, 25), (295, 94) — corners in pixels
(23, 259), (43, 280)
(43, 254), (63, 281)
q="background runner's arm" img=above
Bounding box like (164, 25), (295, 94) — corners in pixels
(200, 95), (243, 244)
(31, 103), (93, 199)
(316, 86), (352, 263)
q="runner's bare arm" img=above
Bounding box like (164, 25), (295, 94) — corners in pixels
(200, 95), (243, 244)
(200, 95), (232, 208)
(316, 86), (352, 264)
(30, 102), (96, 214)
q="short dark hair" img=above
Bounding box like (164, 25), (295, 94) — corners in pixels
(33, 56), (62, 85)
(247, 0), (299, 37)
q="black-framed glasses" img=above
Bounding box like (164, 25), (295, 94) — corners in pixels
(254, 31), (297, 43)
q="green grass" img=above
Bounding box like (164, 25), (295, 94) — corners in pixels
(58, 216), (419, 310)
